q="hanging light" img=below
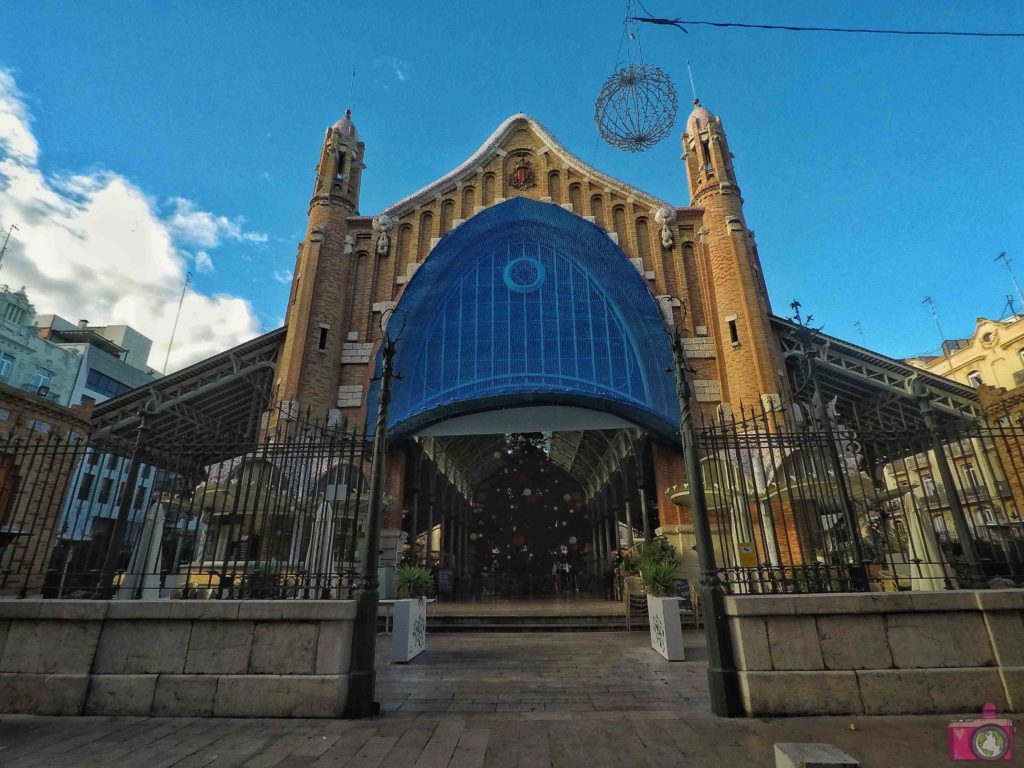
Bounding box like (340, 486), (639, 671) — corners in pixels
(594, 1), (677, 152)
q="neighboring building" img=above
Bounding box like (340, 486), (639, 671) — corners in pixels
(36, 315), (160, 405)
(0, 382), (92, 596)
(0, 286), (79, 405)
(908, 314), (1024, 391)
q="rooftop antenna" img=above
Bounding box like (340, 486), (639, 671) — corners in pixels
(163, 272), (192, 374)
(995, 251), (1024, 311)
(346, 69), (356, 111)
(923, 295), (953, 373)
(686, 61), (698, 101)
(852, 319), (866, 346)
(0, 224), (19, 270)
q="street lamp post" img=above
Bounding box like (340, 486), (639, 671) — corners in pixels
(670, 329), (742, 717)
(344, 312), (403, 718)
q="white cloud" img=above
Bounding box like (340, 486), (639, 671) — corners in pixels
(273, 269), (293, 284)
(194, 250), (214, 274)
(0, 69), (261, 372)
(165, 196), (267, 248)
(373, 56), (409, 84)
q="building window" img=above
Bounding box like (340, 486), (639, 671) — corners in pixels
(26, 419), (50, 433)
(317, 326), (328, 351)
(85, 368), (130, 399)
(0, 353), (14, 381)
(98, 477), (113, 503)
(727, 317), (739, 345)
(3, 304), (23, 324)
(921, 475), (937, 499)
(1019, 348), (1024, 367)
(967, 370), (983, 388)
(31, 368), (51, 390)
(77, 474), (94, 501)
(963, 462), (980, 488)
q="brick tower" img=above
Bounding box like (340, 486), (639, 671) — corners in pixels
(274, 109), (365, 421)
(681, 99), (784, 416)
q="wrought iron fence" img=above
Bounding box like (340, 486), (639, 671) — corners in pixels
(696, 402), (1024, 594)
(0, 410), (372, 599)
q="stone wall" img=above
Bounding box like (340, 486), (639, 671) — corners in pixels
(725, 590), (1023, 716)
(0, 600), (356, 717)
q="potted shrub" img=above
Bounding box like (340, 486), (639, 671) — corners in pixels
(639, 556), (686, 661)
(391, 565), (432, 663)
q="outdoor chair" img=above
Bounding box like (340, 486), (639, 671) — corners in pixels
(624, 576), (648, 631)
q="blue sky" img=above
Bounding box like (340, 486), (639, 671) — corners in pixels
(1, 1), (1023, 368)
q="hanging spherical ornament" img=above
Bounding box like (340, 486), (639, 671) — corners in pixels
(568, 536), (578, 545)
(595, 63), (678, 152)
(470, 532), (479, 541)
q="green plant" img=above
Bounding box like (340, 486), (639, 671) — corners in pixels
(395, 565), (434, 598)
(637, 558), (678, 597)
(640, 535), (678, 566)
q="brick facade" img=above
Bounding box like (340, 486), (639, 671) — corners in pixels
(0, 383), (92, 596)
(272, 106), (787, 530)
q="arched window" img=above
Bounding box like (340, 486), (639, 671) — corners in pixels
(461, 186), (475, 218)
(417, 212), (434, 259)
(397, 224), (412, 264)
(440, 199), (455, 235)
(482, 174), (495, 205)
(635, 218), (652, 262)
(612, 205), (628, 250)
(590, 195), (604, 228)
(568, 183), (582, 213)
(967, 370), (984, 388)
(547, 171), (561, 203)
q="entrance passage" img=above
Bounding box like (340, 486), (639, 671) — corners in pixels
(406, 426), (661, 604)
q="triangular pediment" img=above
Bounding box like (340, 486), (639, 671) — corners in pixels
(379, 114), (671, 218)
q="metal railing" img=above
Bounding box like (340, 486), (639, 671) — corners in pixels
(696, 403), (1024, 594)
(0, 409), (371, 599)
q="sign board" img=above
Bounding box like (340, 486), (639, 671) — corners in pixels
(437, 568), (454, 594)
(737, 541), (757, 567)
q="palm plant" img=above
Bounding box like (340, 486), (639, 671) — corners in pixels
(395, 565), (434, 598)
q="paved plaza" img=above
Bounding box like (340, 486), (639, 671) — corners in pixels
(0, 631), (971, 767)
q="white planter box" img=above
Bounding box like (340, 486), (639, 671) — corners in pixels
(391, 597), (427, 663)
(647, 595), (685, 661)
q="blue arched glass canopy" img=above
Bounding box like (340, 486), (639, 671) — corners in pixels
(368, 197), (679, 441)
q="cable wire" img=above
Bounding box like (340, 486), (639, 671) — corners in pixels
(631, 15), (1024, 39)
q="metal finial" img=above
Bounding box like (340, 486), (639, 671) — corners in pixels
(687, 61), (698, 102)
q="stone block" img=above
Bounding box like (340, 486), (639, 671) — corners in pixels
(816, 614), (892, 670)
(724, 595), (796, 617)
(0, 673), (88, 714)
(84, 674), (158, 716)
(729, 617), (771, 671)
(998, 666), (1024, 713)
(93, 620), (191, 674)
(0, 600), (107, 621)
(250, 622), (316, 674)
(316, 620), (354, 674)
(926, 668), (1007, 713)
(184, 621), (254, 674)
(766, 616), (823, 671)
(774, 743), (859, 767)
(740, 671), (862, 716)
(855, 669), (933, 715)
(789, 592), (909, 615)
(906, 590), (978, 612)
(167, 601), (240, 621)
(0, 620), (101, 674)
(983, 611), (1024, 667)
(886, 613), (994, 668)
(975, 589), (1024, 612)
(105, 601), (173, 620)
(213, 674), (346, 718)
(152, 674), (218, 716)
